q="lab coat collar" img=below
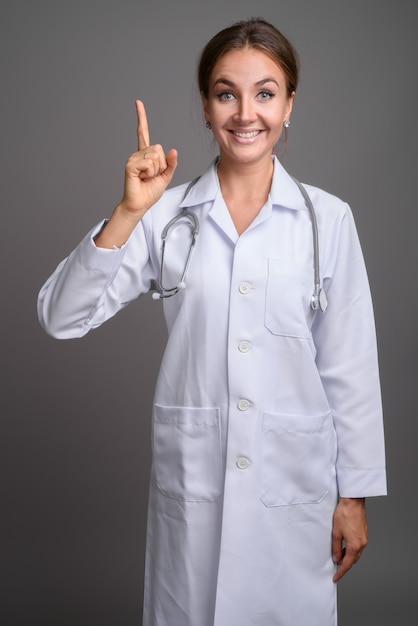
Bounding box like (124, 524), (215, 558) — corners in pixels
(269, 156), (308, 211)
(179, 156), (307, 212)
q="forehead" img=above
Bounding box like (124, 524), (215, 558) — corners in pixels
(210, 47), (286, 84)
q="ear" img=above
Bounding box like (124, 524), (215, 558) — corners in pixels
(286, 91), (295, 120)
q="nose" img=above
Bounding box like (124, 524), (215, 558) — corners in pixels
(234, 96), (257, 123)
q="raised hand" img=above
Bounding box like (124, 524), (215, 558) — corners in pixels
(95, 100), (178, 248)
(119, 99), (178, 218)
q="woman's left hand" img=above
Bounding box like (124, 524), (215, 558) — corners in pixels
(332, 497), (368, 582)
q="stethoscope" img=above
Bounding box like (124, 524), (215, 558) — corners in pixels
(152, 176), (328, 313)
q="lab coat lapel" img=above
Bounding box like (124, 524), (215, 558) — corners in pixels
(178, 157), (307, 244)
(179, 160), (239, 243)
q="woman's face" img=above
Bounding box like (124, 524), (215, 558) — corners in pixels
(202, 47), (294, 168)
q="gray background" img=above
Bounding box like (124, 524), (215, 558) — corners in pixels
(1, 0), (417, 624)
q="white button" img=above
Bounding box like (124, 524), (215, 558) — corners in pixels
(238, 340), (251, 353)
(237, 399), (250, 411)
(239, 282), (251, 294)
(236, 457), (250, 470)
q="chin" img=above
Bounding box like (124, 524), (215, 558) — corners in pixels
(223, 147), (274, 165)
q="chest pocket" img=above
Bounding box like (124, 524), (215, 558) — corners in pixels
(265, 258), (315, 338)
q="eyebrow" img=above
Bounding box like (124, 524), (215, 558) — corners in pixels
(213, 77), (280, 89)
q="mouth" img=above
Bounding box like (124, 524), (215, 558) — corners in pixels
(230, 130), (262, 139)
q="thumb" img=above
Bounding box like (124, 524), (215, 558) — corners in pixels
(332, 532), (344, 565)
(164, 148), (178, 181)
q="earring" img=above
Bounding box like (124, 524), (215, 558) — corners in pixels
(283, 119), (291, 128)
(205, 121), (212, 130)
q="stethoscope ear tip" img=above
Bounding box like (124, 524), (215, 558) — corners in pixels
(152, 292), (161, 300)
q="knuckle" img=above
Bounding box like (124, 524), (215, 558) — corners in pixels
(127, 152), (137, 164)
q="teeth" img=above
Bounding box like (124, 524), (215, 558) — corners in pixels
(233, 130), (260, 138)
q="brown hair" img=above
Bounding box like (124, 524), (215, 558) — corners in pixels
(198, 18), (299, 99)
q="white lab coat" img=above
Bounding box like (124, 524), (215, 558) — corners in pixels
(38, 157), (387, 626)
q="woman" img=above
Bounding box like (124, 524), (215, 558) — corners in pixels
(38, 18), (387, 626)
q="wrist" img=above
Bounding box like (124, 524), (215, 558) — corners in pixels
(114, 200), (147, 224)
(338, 497), (366, 508)
(94, 204), (141, 249)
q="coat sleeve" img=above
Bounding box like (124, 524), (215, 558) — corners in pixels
(37, 218), (156, 339)
(312, 203), (387, 498)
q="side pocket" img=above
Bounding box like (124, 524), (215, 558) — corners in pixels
(260, 411), (335, 507)
(153, 405), (222, 502)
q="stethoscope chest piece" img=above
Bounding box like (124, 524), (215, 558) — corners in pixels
(311, 286), (328, 313)
(318, 288), (328, 313)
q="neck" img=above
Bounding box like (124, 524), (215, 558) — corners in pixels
(216, 154), (275, 236)
(216, 154), (274, 201)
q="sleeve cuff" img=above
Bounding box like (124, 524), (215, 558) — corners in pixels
(336, 467), (387, 498)
(77, 221), (128, 275)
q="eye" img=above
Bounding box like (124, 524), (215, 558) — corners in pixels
(217, 91), (235, 101)
(257, 90), (274, 100)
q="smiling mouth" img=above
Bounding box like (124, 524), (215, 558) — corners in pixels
(231, 130), (262, 138)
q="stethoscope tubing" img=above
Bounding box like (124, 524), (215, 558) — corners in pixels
(154, 174), (327, 312)
(291, 177), (327, 312)
(157, 209), (199, 297)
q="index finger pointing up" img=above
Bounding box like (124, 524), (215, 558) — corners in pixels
(136, 99), (150, 151)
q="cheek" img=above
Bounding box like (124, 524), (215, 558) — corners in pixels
(207, 107), (228, 130)
(269, 111), (286, 131)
